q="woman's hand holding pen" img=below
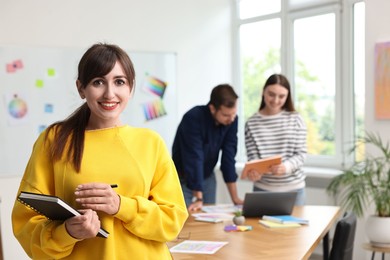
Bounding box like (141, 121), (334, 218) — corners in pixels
(75, 183), (120, 215)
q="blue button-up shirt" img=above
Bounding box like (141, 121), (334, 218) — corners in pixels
(172, 105), (238, 191)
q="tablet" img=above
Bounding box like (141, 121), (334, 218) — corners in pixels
(242, 191), (298, 218)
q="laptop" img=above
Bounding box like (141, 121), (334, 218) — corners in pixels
(242, 191), (298, 218)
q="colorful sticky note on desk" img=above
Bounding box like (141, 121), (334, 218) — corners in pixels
(259, 220), (301, 228)
(224, 225), (252, 232)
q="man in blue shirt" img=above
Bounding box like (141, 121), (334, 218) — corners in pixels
(172, 84), (243, 211)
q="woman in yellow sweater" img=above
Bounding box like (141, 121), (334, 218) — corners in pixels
(12, 43), (188, 259)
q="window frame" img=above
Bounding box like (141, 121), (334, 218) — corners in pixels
(232, 0), (363, 169)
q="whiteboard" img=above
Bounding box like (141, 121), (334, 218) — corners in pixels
(0, 46), (177, 176)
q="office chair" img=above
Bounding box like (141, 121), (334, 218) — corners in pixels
(323, 211), (357, 260)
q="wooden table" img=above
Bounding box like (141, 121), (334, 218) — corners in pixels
(168, 205), (341, 260)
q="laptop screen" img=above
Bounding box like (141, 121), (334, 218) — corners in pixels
(242, 191), (298, 218)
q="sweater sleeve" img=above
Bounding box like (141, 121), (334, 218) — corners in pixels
(12, 132), (79, 259)
(114, 134), (188, 242)
(245, 119), (261, 161)
(284, 114), (307, 174)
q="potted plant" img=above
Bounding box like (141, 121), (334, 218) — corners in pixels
(327, 132), (390, 246)
(233, 210), (246, 225)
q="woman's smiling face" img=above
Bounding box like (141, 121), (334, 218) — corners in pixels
(77, 61), (132, 130)
(262, 83), (289, 115)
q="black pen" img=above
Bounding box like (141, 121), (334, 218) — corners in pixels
(110, 184), (118, 188)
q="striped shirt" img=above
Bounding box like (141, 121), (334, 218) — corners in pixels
(244, 110), (307, 191)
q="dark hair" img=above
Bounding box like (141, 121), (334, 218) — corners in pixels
(209, 84), (238, 110)
(259, 74), (295, 112)
(45, 43), (136, 172)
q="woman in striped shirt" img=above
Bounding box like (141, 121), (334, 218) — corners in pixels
(244, 74), (307, 205)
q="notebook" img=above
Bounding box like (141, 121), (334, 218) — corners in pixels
(242, 191), (298, 218)
(18, 191), (109, 238)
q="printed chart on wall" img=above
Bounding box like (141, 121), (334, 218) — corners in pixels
(0, 46), (177, 176)
(375, 41), (390, 119)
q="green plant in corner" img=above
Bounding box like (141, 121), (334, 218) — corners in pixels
(327, 132), (390, 217)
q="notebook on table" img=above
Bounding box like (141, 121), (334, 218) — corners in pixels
(242, 191), (298, 218)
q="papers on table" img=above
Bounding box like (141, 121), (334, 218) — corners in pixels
(193, 204), (241, 223)
(169, 204), (236, 254)
(201, 204), (242, 214)
(192, 212), (234, 223)
(169, 240), (228, 254)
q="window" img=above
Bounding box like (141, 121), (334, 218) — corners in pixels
(239, 0), (280, 19)
(234, 0), (365, 169)
(353, 2), (365, 161)
(240, 18), (281, 120)
(294, 12), (336, 157)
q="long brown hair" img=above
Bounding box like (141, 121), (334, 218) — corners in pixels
(259, 74), (295, 112)
(45, 43), (136, 172)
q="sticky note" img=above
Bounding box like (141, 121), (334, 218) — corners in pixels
(47, 68), (56, 77)
(44, 104), (53, 113)
(36, 79), (44, 88)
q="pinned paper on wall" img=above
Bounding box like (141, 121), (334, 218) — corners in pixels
(38, 125), (47, 133)
(47, 68), (56, 77)
(142, 74), (167, 98)
(6, 59), (24, 73)
(139, 73), (170, 121)
(35, 79), (44, 88)
(44, 103), (54, 113)
(4, 92), (30, 125)
(142, 99), (167, 121)
(374, 42), (390, 119)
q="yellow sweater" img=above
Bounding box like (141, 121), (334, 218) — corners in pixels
(12, 126), (188, 259)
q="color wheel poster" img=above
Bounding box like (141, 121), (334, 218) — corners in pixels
(4, 92), (30, 125)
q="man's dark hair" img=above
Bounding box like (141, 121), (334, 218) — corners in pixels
(209, 84), (238, 110)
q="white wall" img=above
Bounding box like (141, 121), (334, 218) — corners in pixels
(0, 176), (26, 259)
(365, 0), (390, 139)
(0, 0), (233, 118)
(359, 0), (390, 259)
